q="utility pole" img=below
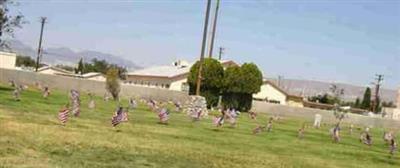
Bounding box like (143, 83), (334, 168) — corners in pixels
(196, 0), (212, 96)
(277, 75), (283, 88)
(218, 47), (224, 60)
(208, 0), (221, 58)
(35, 17), (47, 72)
(372, 74), (384, 112)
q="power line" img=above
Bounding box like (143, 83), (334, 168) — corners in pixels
(196, 0), (212, 96)
(35, 17), (47, 72)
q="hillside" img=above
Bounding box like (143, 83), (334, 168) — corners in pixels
(268, 78), (397, 102)
(4, 40), (141, 70)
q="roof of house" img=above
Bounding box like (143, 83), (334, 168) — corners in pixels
(127, 65), (191, 78)
(262, 80), (304, 101)
(81, 72), (104, 78)
(37, 66), (74, 74)
(0, 51), (17, 57)
(127, 59), (238, 79)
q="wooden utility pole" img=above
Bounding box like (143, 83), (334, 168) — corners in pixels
(218, 47), (224, 60)
(35, 17), (47, 72)
(195, 0), (212, 96)
(208, 0), (221, 58)
(372, 74), (384, 112)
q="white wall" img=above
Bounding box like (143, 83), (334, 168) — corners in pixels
(87, 75), (106, 82)
(38, 68), (58, 75)
(169, 78), (187, 91)
(253, 83), (287, 105)
(0, 51), (16, 69)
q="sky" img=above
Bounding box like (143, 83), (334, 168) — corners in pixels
(8, 0), (400, 89)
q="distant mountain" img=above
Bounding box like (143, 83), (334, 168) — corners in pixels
(5, 40), (141, 70)
(267, 78), (397, 102)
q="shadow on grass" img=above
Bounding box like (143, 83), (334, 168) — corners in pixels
(0, 86), (13, 92)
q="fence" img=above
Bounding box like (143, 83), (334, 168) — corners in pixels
(251, 101), (400, 128)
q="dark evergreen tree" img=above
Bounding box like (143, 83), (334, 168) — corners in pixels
(361, 87), (371, 110)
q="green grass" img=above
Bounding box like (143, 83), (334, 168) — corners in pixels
(0, 83), (399, 168)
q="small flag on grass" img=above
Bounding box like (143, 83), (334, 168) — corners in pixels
(58, 105), (70, 125)
(112, 107), (128, 127)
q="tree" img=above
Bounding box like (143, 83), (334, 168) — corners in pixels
(361, 87), (371, 110)
(222, 63), (263, 112)
(106, 67), (120, 101)
(373, 97), (381, 113)
(382, 101), (395, 108)
(188, 58), (224, 107)
(236, 63), (263, 111)
(75, 58), (84, 74)
(354, 97), (361, 108)
(72, 58), (127, 79)
(15, 55), (35, 67)
(0, 0), (25, 48)
(222, 66), (242, 109)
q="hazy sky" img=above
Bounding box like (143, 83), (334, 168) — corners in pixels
(9, 0), (400, 89)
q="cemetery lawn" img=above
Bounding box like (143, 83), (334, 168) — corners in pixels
(0, 84), (399, 168)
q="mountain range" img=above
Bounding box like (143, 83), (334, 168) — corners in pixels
(5, 40), (141, 70)
(268, 78), (397, 103)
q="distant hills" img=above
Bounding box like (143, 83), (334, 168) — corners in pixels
(5, 40), (141, 70)
(268, 78), (397, 102)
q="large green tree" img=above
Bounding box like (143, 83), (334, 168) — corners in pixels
(188, 58), (224, 107)
(0, 0), (25, 47)
(222, 63), (263, 112)
(222, 66), (242, 109)
(361, 87), (371, 110)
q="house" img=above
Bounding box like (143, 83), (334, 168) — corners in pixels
(382, 88), (400, 120)
(124, 59), (238, 92)
(253, 80), (304, 107)
(0, 51), (17, 69)
(37, 66), (74, 75)
(81, 72), (106, 81)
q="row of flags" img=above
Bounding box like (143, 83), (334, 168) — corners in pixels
(6, 82), (398, 156)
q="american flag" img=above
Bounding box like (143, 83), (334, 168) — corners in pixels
(112, 107), (128, 127)
(43, 87), (50, 98)
(158, 108), (169, 123)
(174, 101), (182, 111)
(253, 125), (264, 134)
(213, 116), (224, 127)
(189, 108), (202, 121)
(58, 107), (69, 125)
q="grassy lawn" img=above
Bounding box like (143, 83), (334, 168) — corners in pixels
(0, 83), (399, 168)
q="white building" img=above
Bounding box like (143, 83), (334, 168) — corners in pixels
(0, 51), (17, 69)
(125, 60), (238, 92)
(382, 87), (400, 120)
(253, 80), (304, 107)
(37, 66), (74, 75)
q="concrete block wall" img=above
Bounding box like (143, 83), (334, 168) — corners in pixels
(0, 68), (190, 102)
